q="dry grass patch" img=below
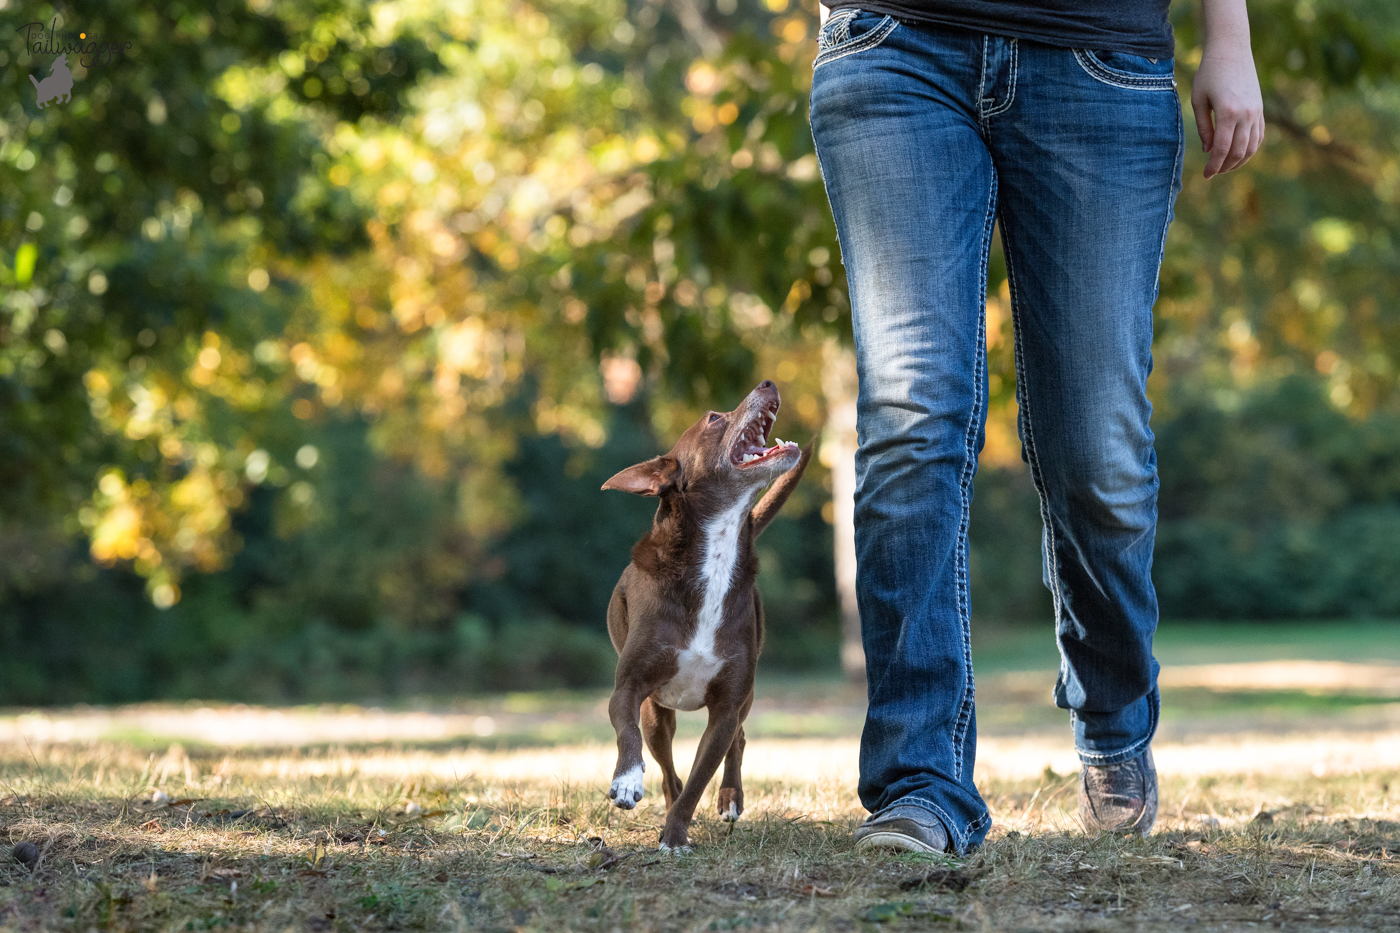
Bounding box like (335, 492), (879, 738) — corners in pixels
(1, 737), (1398, 932)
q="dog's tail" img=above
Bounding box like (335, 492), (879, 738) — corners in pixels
(750, 438), (814, 538)
(29, 75), (41, 89)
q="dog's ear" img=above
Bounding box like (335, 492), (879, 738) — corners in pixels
(602, 456), (680, 496)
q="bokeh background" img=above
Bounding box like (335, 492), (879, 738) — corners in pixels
(2, 0), (1398, 706)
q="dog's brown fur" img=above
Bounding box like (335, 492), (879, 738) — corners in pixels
(602, 381), (812, 850)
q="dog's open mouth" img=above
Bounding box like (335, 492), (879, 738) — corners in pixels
(731, 403), (798, 468)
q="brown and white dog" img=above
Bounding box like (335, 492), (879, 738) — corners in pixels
(601, 380), (812, 850)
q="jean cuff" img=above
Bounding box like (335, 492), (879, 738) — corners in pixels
(1072, 687), (1159, 766)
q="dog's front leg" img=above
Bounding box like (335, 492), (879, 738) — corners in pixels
(607, 684), (647, 808)
(658, 705), (742, 850)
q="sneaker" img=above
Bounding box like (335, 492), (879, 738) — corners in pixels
(1078, 748), (1158, 835)
(853, 803), (951, 854)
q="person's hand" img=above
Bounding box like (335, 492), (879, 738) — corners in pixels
(1190, 32), (1264, 178)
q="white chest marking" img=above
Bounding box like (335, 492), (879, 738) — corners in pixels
(655, 498), (752, 711)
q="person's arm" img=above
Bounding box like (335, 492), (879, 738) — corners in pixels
(1192, 0), (1264, 178)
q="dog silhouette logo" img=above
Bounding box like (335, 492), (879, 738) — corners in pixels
(30, 54), (74, 108)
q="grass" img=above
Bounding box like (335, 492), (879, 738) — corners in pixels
(3, 621), (1400, 931)
(2, 743), (1398, 932)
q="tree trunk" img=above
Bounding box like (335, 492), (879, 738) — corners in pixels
(821, 339), (864, 686)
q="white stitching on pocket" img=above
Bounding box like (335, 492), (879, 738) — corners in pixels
(817, 8), (858, 54)
(1072, 49), (1175, 91)
(813, 15), (898, 70)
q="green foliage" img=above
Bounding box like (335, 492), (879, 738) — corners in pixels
(1, 0), (1398, 703)
(971, 377), (1400, 624)
(0, 395), (835, 703)
(1154, 377), (1400, 619)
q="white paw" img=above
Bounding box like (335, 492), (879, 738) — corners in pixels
(608, 766), (644, 809)
(721, 801), (740, 823)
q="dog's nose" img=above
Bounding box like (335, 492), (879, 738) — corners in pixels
(757, 380), (774, 390)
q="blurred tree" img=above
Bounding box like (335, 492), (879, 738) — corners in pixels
(1, 0), (445, 603)
(1, 0), (1398, 704)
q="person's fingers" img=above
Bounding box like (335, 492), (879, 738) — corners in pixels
(1220, 115), (1253, 173)
(1203, 110), (1238, 178)
(1246, 116), (1264, 163)
(1191, 90), (1215, 154)
(1227, 114), (1263, 173)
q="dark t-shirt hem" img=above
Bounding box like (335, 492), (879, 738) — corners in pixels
(825, 2), (1176, 59)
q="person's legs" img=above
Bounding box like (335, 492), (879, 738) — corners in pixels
(809, 15), (995, 854)
(985, 41), (1183, 792)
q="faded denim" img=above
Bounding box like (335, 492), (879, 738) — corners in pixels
(810, 11), (1183, 853)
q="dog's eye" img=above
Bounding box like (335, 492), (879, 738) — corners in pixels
(706, 413), (722, 426)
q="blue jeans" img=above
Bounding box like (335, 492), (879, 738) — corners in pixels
(810, 12), (1182, 853)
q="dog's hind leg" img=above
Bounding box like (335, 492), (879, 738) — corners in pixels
(640, 696), (683, 810)
(717, 690), (752, 822)
(659, 702), (742, 850)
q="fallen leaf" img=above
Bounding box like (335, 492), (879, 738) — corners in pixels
(138, 819), (163, 833)
(1121, 854), (1184, 869)
(583, 845), (632, 871)
(796, 884), (837, 897)
(434, 872), (450, 883)
(165, 798), (201, 808)
(143, 872), (159, 893)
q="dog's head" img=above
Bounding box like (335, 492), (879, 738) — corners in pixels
(52, 54), (69, 73)
(602, 380), (802, 498)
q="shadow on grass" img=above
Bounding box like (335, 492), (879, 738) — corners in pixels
(4, 781), (1400, 933)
